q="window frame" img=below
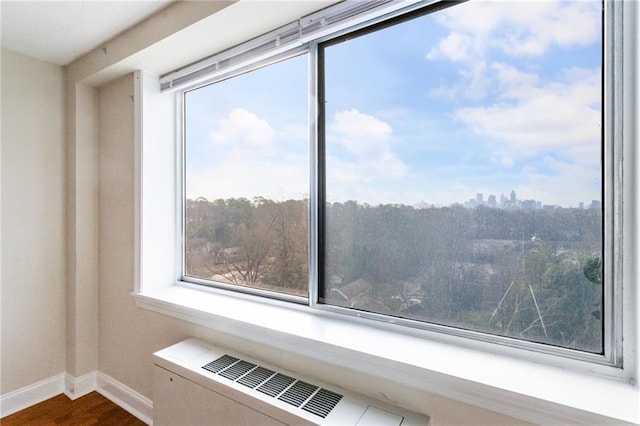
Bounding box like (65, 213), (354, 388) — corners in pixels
(178, 48), (312, 305)
(132, 2), (639, 422)
(311, 1), (616, 366)
(176, 0), (618, 366)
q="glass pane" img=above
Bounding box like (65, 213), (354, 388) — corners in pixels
(322, 1), (603, 352)
(184, 55), (309, 297)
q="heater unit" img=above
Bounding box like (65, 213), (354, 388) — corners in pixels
(153, 338), (430, 425)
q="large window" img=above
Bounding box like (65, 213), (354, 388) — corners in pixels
(183, 0), (606, 357)
(319, 2), (603, 354)
(184, 55), (309, 298)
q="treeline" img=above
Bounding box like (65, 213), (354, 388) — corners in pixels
(186, 197), (308, 295)
(325, 202), (600, 285)
(186, 197), (602, 352)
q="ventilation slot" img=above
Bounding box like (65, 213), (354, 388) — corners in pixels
(237, 366), (276, 389)
(219, 360), (256, 380)
(302, 388), (343, 418)
(278, 381), (318, 407)
(202, 355), (344, 419)
(202, 355), (238, 374)
(256, 373), (296, 397)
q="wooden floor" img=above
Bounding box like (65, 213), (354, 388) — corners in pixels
(1, 392), (146, 425)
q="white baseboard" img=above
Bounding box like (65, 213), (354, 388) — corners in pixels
(64, 371), (97, 400)
(0, 373), (66, 418)
(1, 371), (153, 425)
(97, 372), (153, 425)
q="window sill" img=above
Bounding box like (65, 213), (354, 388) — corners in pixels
(133, 283), (638, 425)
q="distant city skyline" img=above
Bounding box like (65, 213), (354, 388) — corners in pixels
(453, 189), (601, 210)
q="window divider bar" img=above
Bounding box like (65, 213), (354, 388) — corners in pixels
(308, 42), (321, 305)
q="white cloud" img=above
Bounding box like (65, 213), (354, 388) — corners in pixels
(428, 1), (600, 62)
(187, 108), (308, 201)
(210, 108), (274, 151)
(516, 157), (601, 206)
(427, 1), (601, 101)
(427, 32), (476, 62)
(454, 66), (601, 166)
(429, 60), (491, 100)
(331, 109), (406, 179)
(490, 62), (540, 99)
(333, 108), (392, 155)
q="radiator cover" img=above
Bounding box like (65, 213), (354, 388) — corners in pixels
(153, 338), (430, 425)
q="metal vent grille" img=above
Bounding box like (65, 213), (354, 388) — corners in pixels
(302, 388), (343, 418)
(237, 366), (275, 388)
(202, 355), (343, 419)
(256, 373), (296, 397)
(219, 360), (256, 380)
(202, 355), (238, 374)
(278, 380), (318, 407)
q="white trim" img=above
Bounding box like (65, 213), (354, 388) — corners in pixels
(96, 372), (153, 425)
(64, 371), (97, 400)
(1, 372), (152, 425)
(133, 70), (143, 294)
(134, 69), (178, 295)
(0, 373), (65, 418)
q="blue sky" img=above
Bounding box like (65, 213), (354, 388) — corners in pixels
(185, 0), (602, 208)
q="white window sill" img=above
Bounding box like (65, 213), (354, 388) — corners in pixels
(133, 283), (639, 425)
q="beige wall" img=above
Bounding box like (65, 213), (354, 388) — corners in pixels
(65, 82), (99, 381)
(98, 73), (196, 395)
(97, 72), (530, 426)
(1, 49), (67, 394)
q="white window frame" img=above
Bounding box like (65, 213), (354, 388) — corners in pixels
(133, 1), (639, 424)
